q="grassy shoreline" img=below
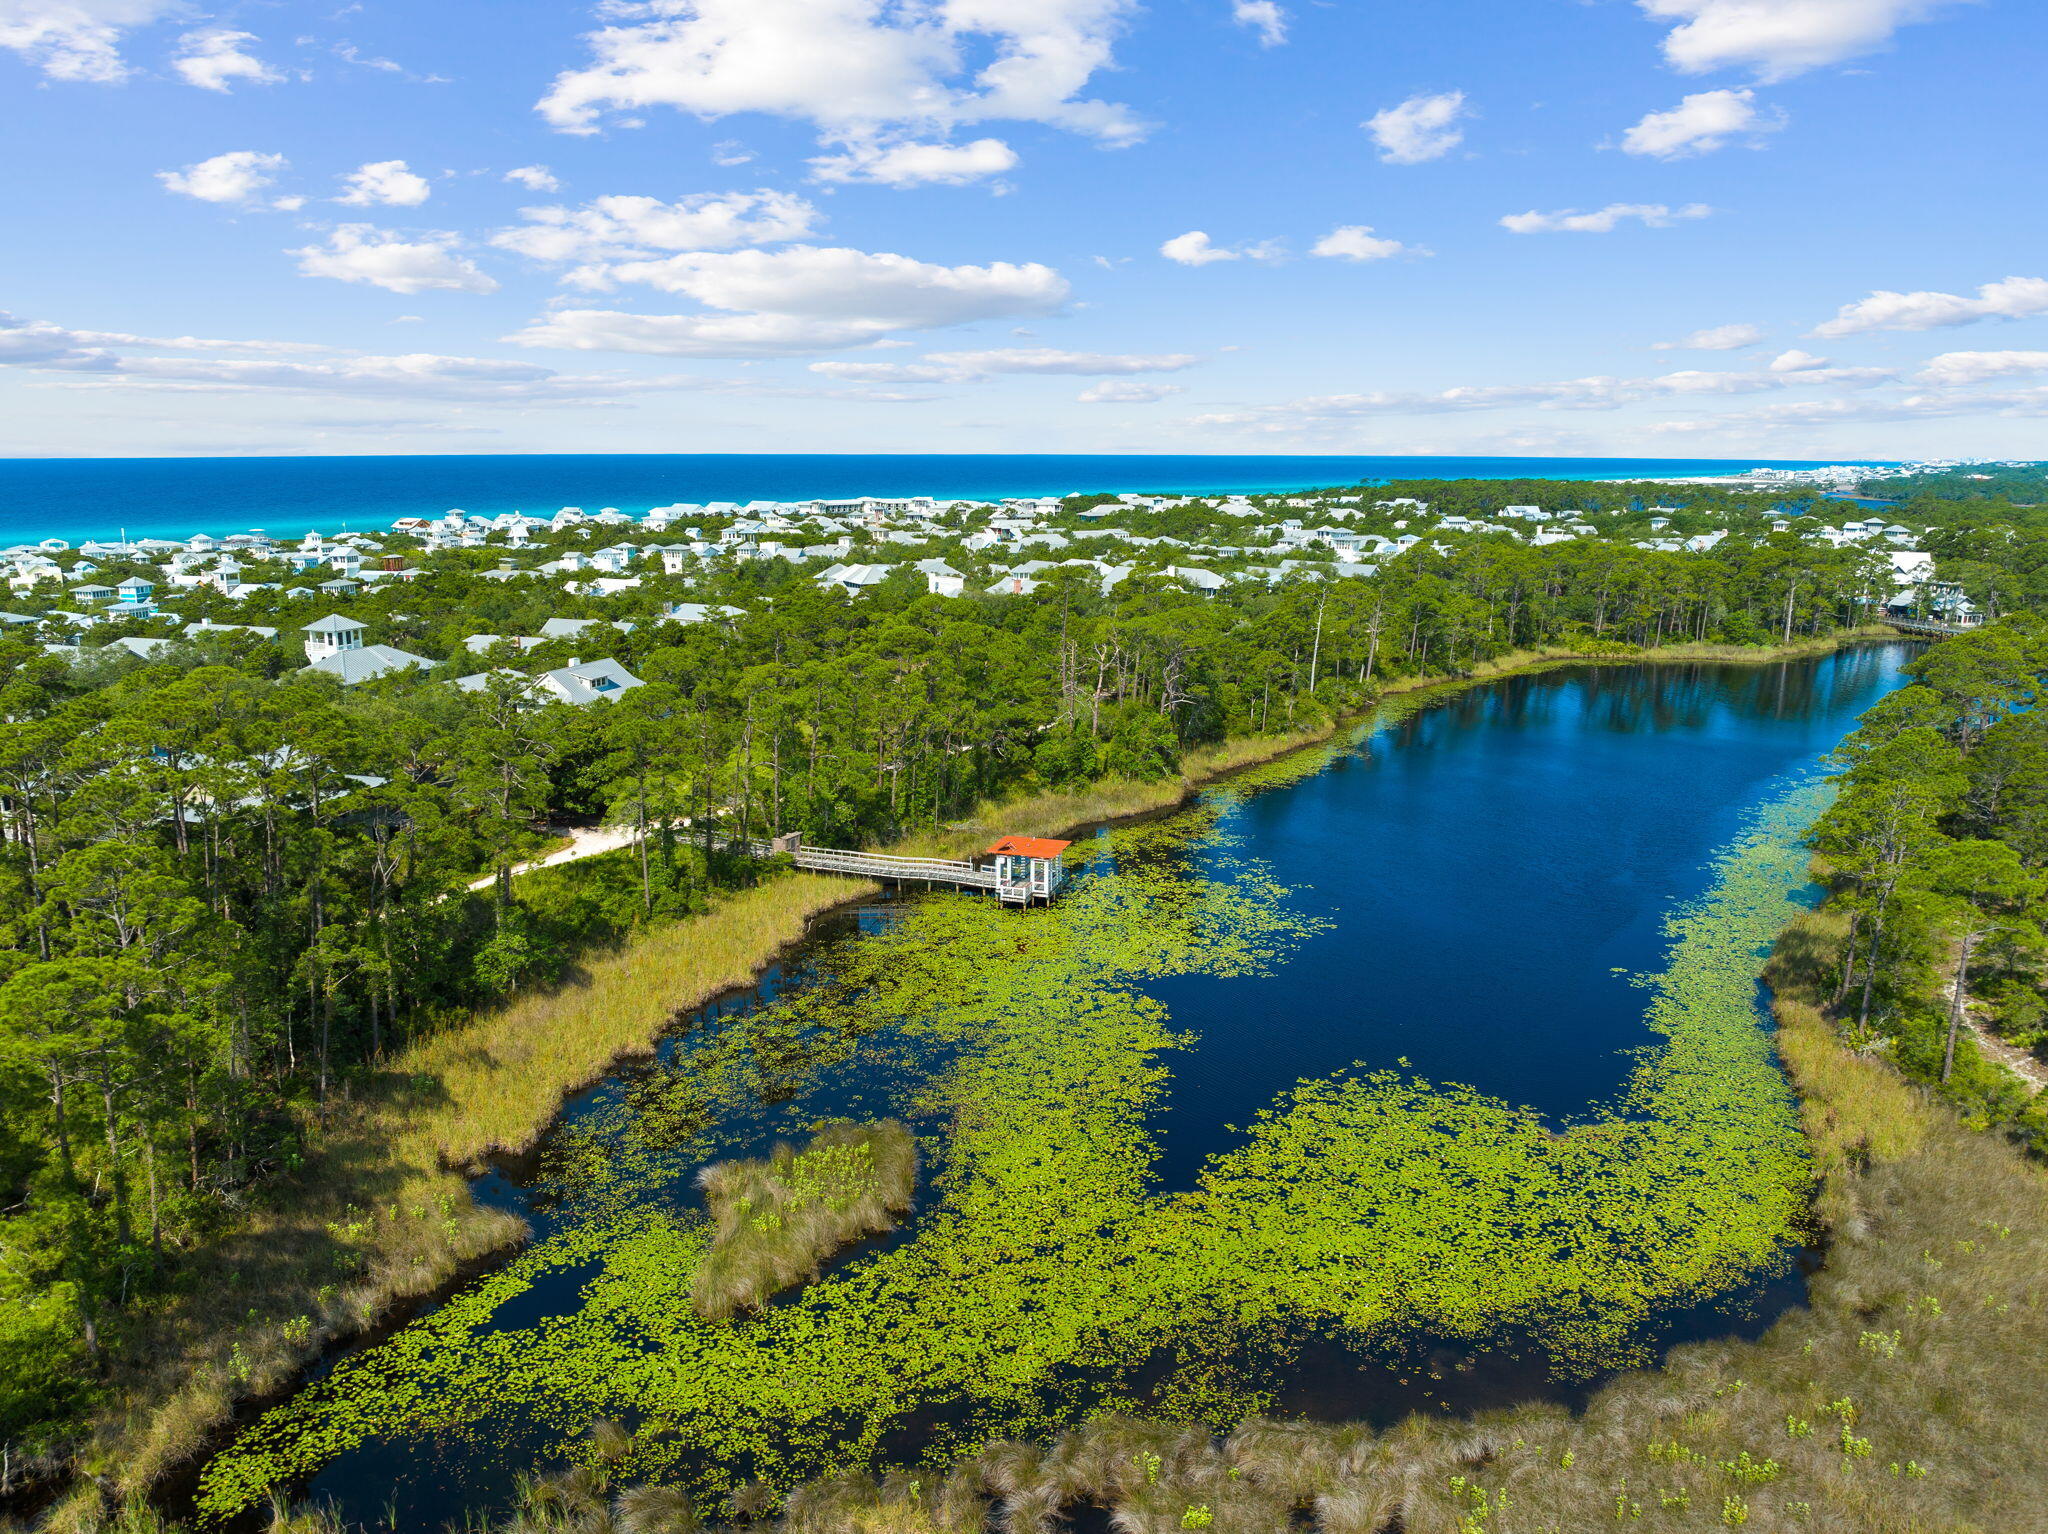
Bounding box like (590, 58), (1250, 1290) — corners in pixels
(41, 623), (1904, 1529)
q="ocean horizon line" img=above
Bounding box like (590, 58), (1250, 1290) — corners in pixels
(0, 450), (1895, 549)
(0, 450), (1881, 464)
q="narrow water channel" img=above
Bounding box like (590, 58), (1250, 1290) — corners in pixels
(198, 644), (1913, 1531)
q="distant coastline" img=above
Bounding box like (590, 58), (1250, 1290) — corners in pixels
(0, 451), (1885, 549)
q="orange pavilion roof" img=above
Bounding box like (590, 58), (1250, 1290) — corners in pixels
(984, 835), (1071, 860)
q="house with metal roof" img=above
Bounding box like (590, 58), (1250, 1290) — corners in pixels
(184, 619), (278, 640)
(107, 635), (173, 660)
(450, 657), (643, 707)
(815, 563), (895, 592)
(299, 614), (432, 685)
(537, 657), (643, 706)
(913, 558), (965, 596)
(662, 601), (745, 625)
(301, 645), (432, 685)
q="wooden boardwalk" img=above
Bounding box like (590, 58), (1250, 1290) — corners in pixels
(1883, 617), (1975, 638)
(738, 835), (1049, 904)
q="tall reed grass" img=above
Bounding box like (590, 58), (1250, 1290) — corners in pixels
(692, 1120), (918, 1320)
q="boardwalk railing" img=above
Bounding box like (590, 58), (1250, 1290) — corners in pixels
(1883, 616), (1976, 638)
(722, 835), (1042, 903)
(785, 845), (999, 890)
(718, 833), (1051, 903)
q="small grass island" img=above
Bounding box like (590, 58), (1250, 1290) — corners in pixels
(692, 1119), (920, 1321)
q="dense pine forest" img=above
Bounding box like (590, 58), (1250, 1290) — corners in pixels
(1814, 616), (2048, 1143)
(0, 474), (2037, 1524)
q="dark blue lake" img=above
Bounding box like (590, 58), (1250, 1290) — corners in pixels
(227, 643), (1912, 1531)
(1143, 647), (1913, 1188)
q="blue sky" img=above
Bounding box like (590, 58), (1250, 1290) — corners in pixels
(3, 0), (2045, 460)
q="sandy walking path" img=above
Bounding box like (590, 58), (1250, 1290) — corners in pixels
(467, 824), (636, 891)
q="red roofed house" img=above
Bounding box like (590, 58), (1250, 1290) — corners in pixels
(985, 835), (1072, 904)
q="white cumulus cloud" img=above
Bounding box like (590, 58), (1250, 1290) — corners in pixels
(1500, 202), (1712, 234)
(1654, 322), (1766, 351)
(1638, 0), (1954, 82)
(1310, 225), (1422, 262)
(293, 225), (499, 295)
(503, 165), (562, 192)
(927, 347), (1198, 375)
(0, 311), (616, 401)
(811, 347), (1200, 382)
(1232, 0), (1287, 47)
(1366, 90), (1468, 165)
(536, 0), (1145, 173)
(0, 309), (929, 407)
(809, 136), (1018, 187)
(0, 311), (323, 367)
(595, 245), (1067, 322)
(1769, 348), (1831, 371)
(807, 360), (960, 384)
(504, 309), (891, 358)
(337, 160), (433, 208)
(1161, 231), (1233, 266)
(1620, 88), (1783, 158)
(171, 27), (280, 92)
(1915, 351), (2048, 386)
(1160, 231), (1236, 266)
(492, 189), (820, 264)
(1079, 378), (1182, 403)
(1160, 231), (1283, 266)
(0, 0), (178, 82)
(509, 244), (1069, 357)
(1811, 277), (2048, 336)
(158, 149), (289, 205)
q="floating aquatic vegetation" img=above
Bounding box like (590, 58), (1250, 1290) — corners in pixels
(195, 732), (1826, 1522)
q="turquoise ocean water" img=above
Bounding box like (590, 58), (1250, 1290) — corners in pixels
(0, 453), (1873, 546)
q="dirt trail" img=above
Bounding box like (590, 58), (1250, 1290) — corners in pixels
(1944, 954), (2048, 1093)
(1963, 1009), (2048, 1092)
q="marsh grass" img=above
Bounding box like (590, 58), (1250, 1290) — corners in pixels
(691, 1120), (918, 1320)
